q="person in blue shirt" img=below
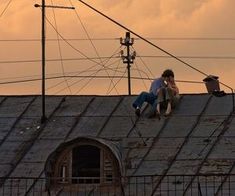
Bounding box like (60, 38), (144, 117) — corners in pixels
(132, 69), (174, 117)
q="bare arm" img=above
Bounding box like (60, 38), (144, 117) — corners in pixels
(167, 79), (179, 95)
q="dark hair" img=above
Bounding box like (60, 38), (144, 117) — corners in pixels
(162, 69), (174, 78)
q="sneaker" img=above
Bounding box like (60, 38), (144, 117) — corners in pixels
(135, 107), (141, 117)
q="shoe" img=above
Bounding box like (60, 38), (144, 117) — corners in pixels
(135, 107), (141, 117)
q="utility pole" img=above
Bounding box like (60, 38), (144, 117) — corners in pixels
(120, 32), (136, 95)
(34, 1), (75, 123)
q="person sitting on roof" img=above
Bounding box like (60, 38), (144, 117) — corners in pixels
(154, 72), (180, 117)
(132, 69), (174, 117)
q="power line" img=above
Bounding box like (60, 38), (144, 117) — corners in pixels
(2, 37), (235, 42)
(66, 57), (123, 95)
(0, 0), (13, 18)
(45, 15), (124, 75)
(53, 59), (122, 95)
(76, 0), (234, 93)
(68, 0), (121, 95)
(137, 55), (235, 60)
(106, 58), (122, 94)
(133, 61), (148, 90)
(50, 0), (72, 94)
(137, 37), (235, 41)
(0, 38), (119, 42)
(0, 75), (205, 85)
(0, 57), (120, 64)
(0, 66), (122, 82)
(47, 48), (123, 94)
(2, 55), (235, 65)
(106, 69), (127, 95)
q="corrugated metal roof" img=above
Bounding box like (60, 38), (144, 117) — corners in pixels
(0, 94), (234, 195)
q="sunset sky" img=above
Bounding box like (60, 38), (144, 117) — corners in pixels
(0, 0), (235, 95)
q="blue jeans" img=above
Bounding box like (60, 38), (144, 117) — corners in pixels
(132, 92), (157, 109)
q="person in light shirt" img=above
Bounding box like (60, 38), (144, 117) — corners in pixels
(132, 69), (176, 117)
(155, 73), (180, 117)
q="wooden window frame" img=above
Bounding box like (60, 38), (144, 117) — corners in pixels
(53, 142), (119, 186)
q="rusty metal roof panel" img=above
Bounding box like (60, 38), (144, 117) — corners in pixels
(84, 96), (122, 116)
(224, 117), (235, 137)
(39, 116), (77, 140)
(160, 116), (198, 137)
(177, 137), (216, 160)
(200, 159), (233, 174)
(128, 116), (166, 138)
(6, 118), (41, 142)
(9, 162), (45, 178)
(0, 96), (34, 118)
(173, 94), (210, 115)
(112, 96), (137, 116)
(204, 95), (233, 116)
(22, 139), (62, 163)
(23, 96), (64, 117)
(54, 96), (94, 117)
(0, 118), (16, 140)
(192, 116), (226, 137)
(0, 164), (12, 177)
(145, 138), (185, 161)
(68, 116), (108, 139)
(167, 160), (201, 175)
(0, 141), (26, 164)
(99, 117), (134, 138)
(134, 160), (169, 176)
(209, 137), (235, 159)
(0, 96), (6, 103)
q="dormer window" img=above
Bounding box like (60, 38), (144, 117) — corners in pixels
(46, 138), (121, 192)
(72, 145), (100, 184)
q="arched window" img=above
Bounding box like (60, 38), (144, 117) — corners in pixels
(45, 138), (122, 189)
(72, 145), (100, 184)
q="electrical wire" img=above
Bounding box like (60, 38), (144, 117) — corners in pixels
(106, 59), (122, 94)
(50, 0), (72, 94)
(50, 49), (122, 94)
(47, 46), (123, 93)
(2, 55), (235, 65)
(130, 45), (155, 90)
(45, 15), (128, 79)
(44, 15), (128, 95)
(137, 55), (235, 60)
(0, 75), (206, 85)
(106, 69), (127, 95)
(0, 66), (123, 84)
(69, 0), (120, 95)
(0, 0), (13, 18)
(45, 56), (124, 93)
(2, 37), (235, 42)
(0, 56), (120, 64)
(76, 0), (234, 93)
(133, 55), (155, 79)
(45, 16), (104, 65)
(71, 58), (123, 95)
(133, 61), (148, 90)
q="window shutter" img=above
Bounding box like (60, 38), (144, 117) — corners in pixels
(103, 153), (113, 183)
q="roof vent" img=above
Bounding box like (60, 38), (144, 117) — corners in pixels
(203, 75), (220, 93)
